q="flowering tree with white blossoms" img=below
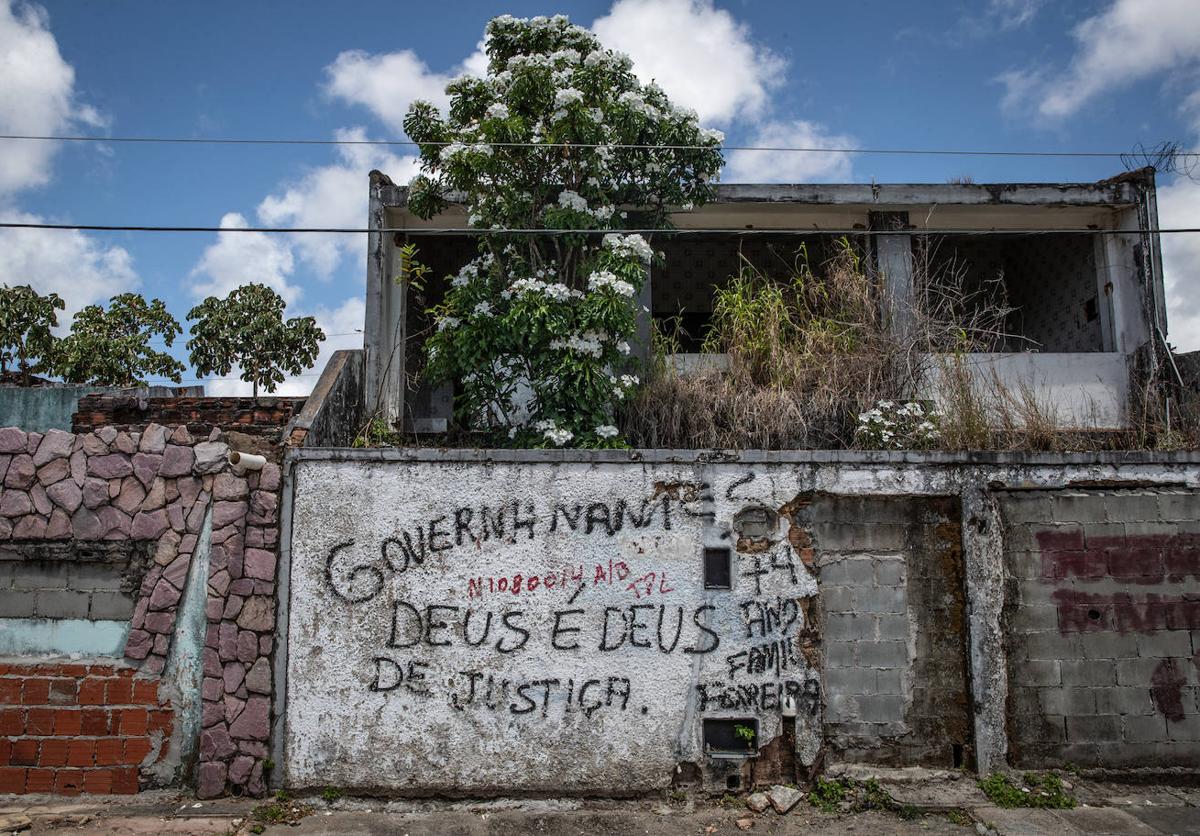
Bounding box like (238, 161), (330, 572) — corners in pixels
(404, 14), (723, 447)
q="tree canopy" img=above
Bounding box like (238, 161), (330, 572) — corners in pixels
(0, 284), (64, 385)
(57, 293), (185, 387)
(186, 283), (325, 397)
(405, 13), (724, 448)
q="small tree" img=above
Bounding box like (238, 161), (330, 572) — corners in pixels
(187, 283), (325, 397)
(0, 284), (65, 385)
(404, 13), (724, 448)
(57, 293), (185, 387)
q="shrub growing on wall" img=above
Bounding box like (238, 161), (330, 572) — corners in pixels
(0, 284), (64, 385)
(404, 14), (724, 448)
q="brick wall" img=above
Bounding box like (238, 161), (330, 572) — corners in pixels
(73, 396), (304, 441)
(0, 662), (172, 795)
(804, 495), (972, 768)
(1001, 488), (1200, 768)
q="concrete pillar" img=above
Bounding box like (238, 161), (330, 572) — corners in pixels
(869, 211), (915, 339)
(363, 172), (404, 427)
(634, 263), (653, 369)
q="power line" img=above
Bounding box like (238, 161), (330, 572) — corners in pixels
(2, 222), (1198, 236)
(1, 132), (1197, 158)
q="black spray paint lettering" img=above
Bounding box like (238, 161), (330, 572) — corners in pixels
(449, 672), (631, 718)
(388, 603), (530, 654)
(368, 657), (431, 696)
(599, 604), (719, 654)
(740, 597), (800, 638)
(725, 638), (800, 679)
(696, 679), (820, 715)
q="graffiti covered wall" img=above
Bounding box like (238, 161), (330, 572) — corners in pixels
(283, 460), (829, 793)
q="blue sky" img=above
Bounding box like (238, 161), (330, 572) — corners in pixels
(2, 0), (1199, 392)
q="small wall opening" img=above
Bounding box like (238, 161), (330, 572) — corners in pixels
(703, 717), (759, 756)
(703, 547), (732, 589)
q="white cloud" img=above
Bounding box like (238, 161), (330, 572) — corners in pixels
(724, 120), (856, 183)
(188, 213), (300, 306)
(256, 127), (420, 277)
(323, 46), (485, 134)
(205, 295), (364, 396)
(591, 0), (784, 125)
(999, 0), (1200, 120)
(0, 0), (105, 197)
(0, 208), (137, 325)
(987, 0), (1042, 30)
(1159, 177), (1200, 352)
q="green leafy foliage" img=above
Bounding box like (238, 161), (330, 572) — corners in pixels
(186, 284), (324, 397)
(406, 13), (723, 448)
(733, 723), (756, 745)
(56, 293), (184, 387)
(978, 772), (1075, 809)
(0, 284), (64, 384)
(808, 777), (849, 813)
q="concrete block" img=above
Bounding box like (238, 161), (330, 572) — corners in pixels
(0, 561), (13, 588)
(67, 563), (125, 592)
(1116, 657), (1165, 686)
(1135, 630), (1193, 658)
(1038, 687), (1068, 716)
(11, 561), (69, 589)
(874, 557), (904, 586)
(1066, 714), (1121, 743)
(817, 523), (908, 553)
(822, 556), (874, 585)
(821, 585), (853, 613)
(1060, 659), (1117, 686)
(0, 589), (37, 617)
(1122, 713), (1169, 743)
(816, 560), (850, 584)
(824, 694), (858, 722)
(1121, 520), (1177, 539)
(824, 642), (856, 668)
(34, 589), (90, 619)
(824, 613), (873, 642)
(1167, 717), (1200, 742)
(1094, 686), (1154, 717)
(1011, 659), (1061, 687)
(875, 613), (909, 641)
(824, 667), (874, 695)
(89, 590), (134, 620)
(1158, 491), (1200, 522)
(1062, 687), (1098, 715)
(1051, 494), (1108, 523)
(874, 669), (904, 695)
(856, 694), (906, 724)
(1010, 604), (1060, 633)
(999, 494), (1054, 524)
(857, 640), (907, 668)
(1021, 631), (1084, 661)
(1105, 493), (1163, 522)
(1079, 632), (1139, 660)
(856, 587), (906, 614)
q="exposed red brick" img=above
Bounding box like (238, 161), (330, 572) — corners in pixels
(0, 707), (23, 735)
(48, 679), (78, 705)
(111, 766), (139, 794)
(83, 769), (114, 794)
(57, 664), (90, 678)
(0, 679), (23, 704)
(38, 739), (69, 767)
(94, 737), (124, 766)
(54, 768), (85, 795)
(117, 708), (148, 736)
(81, 708), (110, 736)
(26, 767), (54, 793)
(53, 709), (82, 736)
(0, 738), (10, 765)
(105, 678), (133, 705)
(0, 766), (25, 794)
(87, 665), (117, 678)
(11, 739), (38, 766)
(132, 680), (159, 705)
(124, 737), (152, 766)
(148, 709), (172, 734)
(22, 678), (50, 705)
(25, 707), (55, 735)
(77, 678), (106, 706)
(66, 739), (94, 768)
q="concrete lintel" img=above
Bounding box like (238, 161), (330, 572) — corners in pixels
(286, 446), (1200, 467)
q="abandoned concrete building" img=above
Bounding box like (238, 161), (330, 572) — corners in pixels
(1, 169), (1197, 802)
(366, 168), (1168, 432)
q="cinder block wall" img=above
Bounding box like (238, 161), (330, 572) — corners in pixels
(811, 495), (972, 768)
(1001, 488), (1200, 767)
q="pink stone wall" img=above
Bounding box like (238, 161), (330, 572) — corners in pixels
(0, 423), (282, 798)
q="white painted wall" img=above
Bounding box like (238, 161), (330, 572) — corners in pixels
(283, 459), (820, 793)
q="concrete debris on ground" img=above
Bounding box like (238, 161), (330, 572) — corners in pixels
(0, 779), (1197, 835)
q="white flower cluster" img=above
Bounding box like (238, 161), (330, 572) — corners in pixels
(485, 102), (510, 120)
(617, 90), (663, 120)
(554, 87), (584, 107)
(507, 277), (583, 302)
(550, 329), (606, 357)
(557, 190), (588, 212)
(602, 233), (654, 263)
(472, 301), (493, 317)
(587, 270), (635, 297)
(595, 425), (619, 438)
(441, 141), (493, 161)
(534, 419), (573, 446)
(436, 316), (461, 332)
(855, 400), (941, 450)
(609, 373), (639, 399)
(450, 253), (494, 287)
(698, 128), (725, 144)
